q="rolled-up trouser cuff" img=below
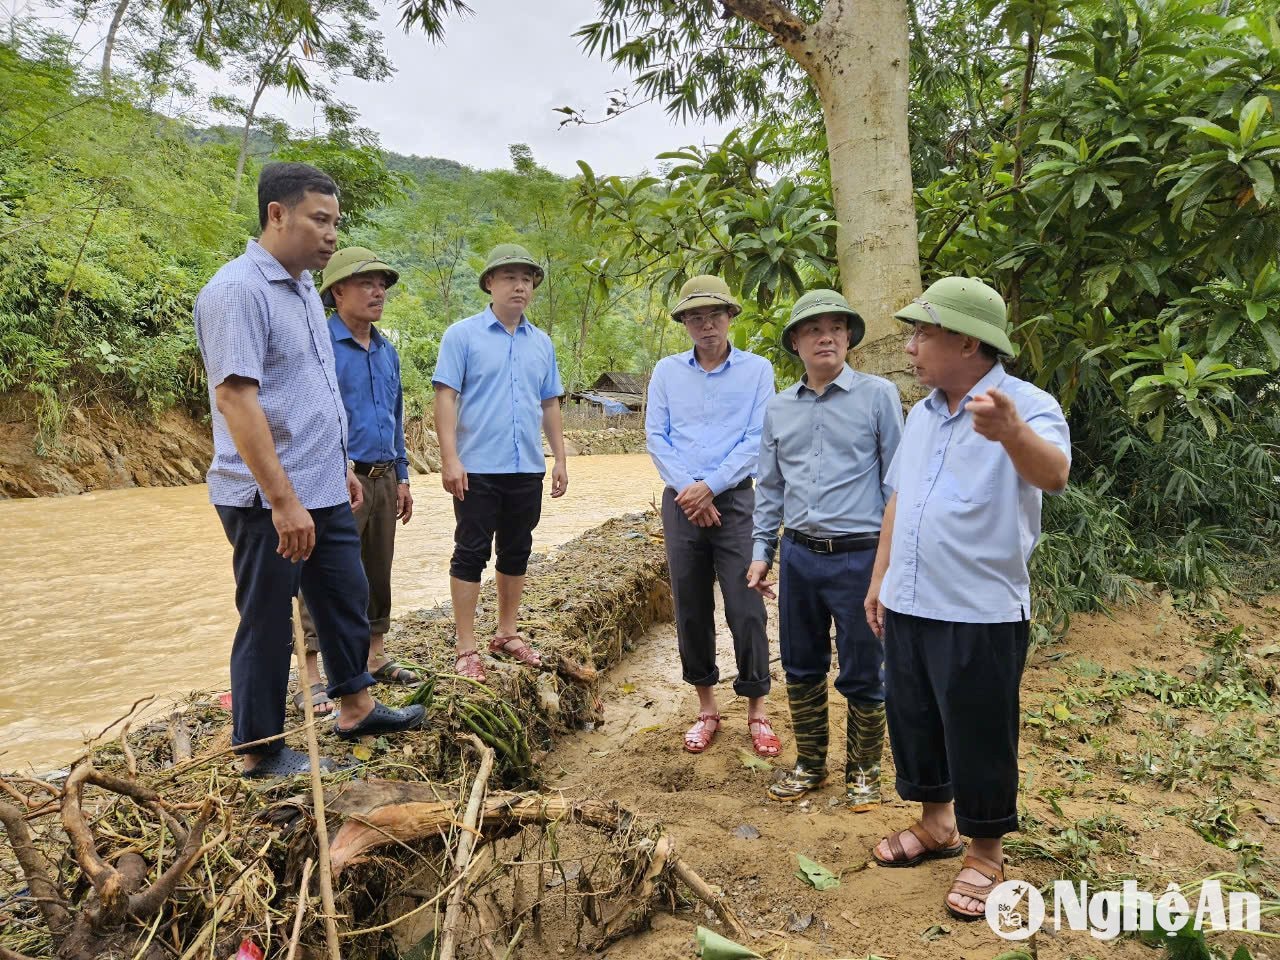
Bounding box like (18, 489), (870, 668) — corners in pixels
(328, 670), (375, 700)
(895, 775), (954, 804)
(957, 809), (1019, 839)
(684, 666), (720, 688)
(449, 563), (484, 583)
(733, 676), (770, 698)
(368, 617), (391, 635)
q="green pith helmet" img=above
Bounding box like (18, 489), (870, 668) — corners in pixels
(479, 243), (545, 292)
(893, 276), (1016, 358)
(318, 246), (399, 299)
(781, 289), (865, 356)
(669, 274), (741, 321)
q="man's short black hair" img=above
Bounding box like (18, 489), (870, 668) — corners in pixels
(978, 341), (1001, 362)
(257, 162), (338, 230)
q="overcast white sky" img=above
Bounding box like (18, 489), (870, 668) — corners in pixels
(200, 0), (737, 175)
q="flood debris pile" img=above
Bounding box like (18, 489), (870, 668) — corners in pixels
(0, 512), (745, 960)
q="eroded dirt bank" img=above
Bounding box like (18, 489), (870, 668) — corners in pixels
(0, 399), (212, 497)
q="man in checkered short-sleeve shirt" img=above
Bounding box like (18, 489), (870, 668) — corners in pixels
(194, 162), (424, 778)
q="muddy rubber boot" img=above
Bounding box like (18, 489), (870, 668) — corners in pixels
(768, 680), (829, 802)
(845, 699), (886, 812)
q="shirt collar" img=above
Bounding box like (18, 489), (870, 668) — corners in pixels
(327, 311), (384, 347)
(683, 344), (738, 374)
(923, 361), (1006, 416)
(485, 304), (528, 333)
(797, 363), (855, 397)
(245, 239), (313, 288)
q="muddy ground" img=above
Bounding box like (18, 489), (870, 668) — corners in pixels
(514, 593), (1280, 960)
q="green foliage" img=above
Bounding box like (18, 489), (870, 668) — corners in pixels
(353, 143), (665, 409)
(0, 32), (409, 431)
(0, 40), (242, 418)
(917, 0), (1280, 435)
(574, 127), (835, 374)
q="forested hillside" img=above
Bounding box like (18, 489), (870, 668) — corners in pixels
(2, 0), (1278, 611)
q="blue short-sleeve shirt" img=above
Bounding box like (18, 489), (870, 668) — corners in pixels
(194, 240), (349, 509)
(879, 362), (1071, 623)
(431, 307), (563, 474)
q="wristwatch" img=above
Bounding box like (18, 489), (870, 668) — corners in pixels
(398, 477), (410, 486)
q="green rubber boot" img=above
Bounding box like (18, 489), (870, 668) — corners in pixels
(845, 700), (886, 812)
(768, 681), (829, 802)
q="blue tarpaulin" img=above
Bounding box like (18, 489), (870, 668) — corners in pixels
(576, 392), (630, 415)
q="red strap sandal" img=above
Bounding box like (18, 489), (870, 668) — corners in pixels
(683, 713), (721, 753)
(454, 649), (487, 682)
(748, 716), (781, 757)
(489, 634), (543, 668)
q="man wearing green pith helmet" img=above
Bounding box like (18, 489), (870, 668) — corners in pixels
(747, 290), (903, 809)
(432, 243), (568, 684)
(865, 276), (1071, 922)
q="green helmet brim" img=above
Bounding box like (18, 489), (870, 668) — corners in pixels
(894, 298), (1016, 358)
(782, 300), (865, 355)
(318, 258), (399, 297)
(480, 257), (545, 292)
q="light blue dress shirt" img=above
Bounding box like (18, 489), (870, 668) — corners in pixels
(879, 362), (1071, 624)
(329, 315), (409, 482)
(431, 307), (564, 474)
(195, 240), (349, 510)
(645, 346), (775, 495)
(752, 364), (903, 565)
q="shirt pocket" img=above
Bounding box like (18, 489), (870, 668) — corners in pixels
(718, 389), (753, 424)
(938, 442), (997, 504)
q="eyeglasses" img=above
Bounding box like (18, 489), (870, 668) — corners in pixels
(682, 309), (728, 327)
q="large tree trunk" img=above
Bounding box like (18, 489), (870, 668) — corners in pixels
(726, 0), (921, 393)
(100, 0), (131, 90)
(809, 0), (920, 391)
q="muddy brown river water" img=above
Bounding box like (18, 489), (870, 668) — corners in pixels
(0, 454), (664, 771)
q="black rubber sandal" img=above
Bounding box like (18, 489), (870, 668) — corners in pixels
(243, 746), (339, 779)
(333, 701), (425, 741)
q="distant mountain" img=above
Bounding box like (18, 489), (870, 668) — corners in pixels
(383, 152), (469, 180)
(189, 123), (469, 183)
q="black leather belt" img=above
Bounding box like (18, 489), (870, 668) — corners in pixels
(352, 460), (393, 478)
(784, 528), (879, 554)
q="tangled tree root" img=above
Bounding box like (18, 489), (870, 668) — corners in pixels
(2, 756), (745, 958)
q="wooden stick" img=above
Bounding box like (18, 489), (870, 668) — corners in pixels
(438, 735), (496, 960)
(284, 857), (315, 960)
(293, 600), (341, 960)
(672, 857), (747, 940)
(167, 711), (192, 764)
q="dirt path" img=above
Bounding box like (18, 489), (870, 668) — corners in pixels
(529, 593), (1280, 959)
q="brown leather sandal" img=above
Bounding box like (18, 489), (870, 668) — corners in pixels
(872, 820), (965, 868)
(945, 852), (1004, 921)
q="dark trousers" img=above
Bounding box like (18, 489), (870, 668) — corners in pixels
(300, 470), (397, 650)
(778, 536), (884, 705)
(215, 502), (375, 755)
(450, 473), (544, 583)
(883, 608), (1029, 838)
(661, 484), (770, 698)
